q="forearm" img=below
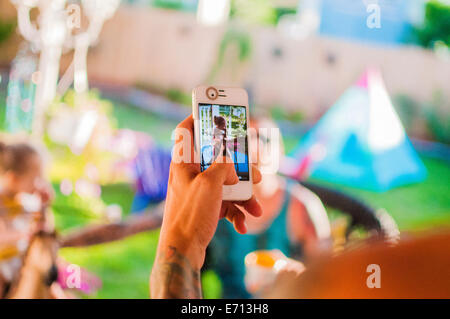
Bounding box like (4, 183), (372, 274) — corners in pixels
(61, 214), (162, 247)
(150, 232), (204, 299)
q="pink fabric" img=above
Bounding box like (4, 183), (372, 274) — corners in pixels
(294, 155), (312, 180)
(57, 260), (102, 295)
(356, 71), (369, 89)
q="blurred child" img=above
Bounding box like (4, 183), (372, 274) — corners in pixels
(0, 141), (53, 297)
(212, 115), (228, 160)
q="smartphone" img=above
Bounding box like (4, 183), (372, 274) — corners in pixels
(192, 85), (252, 201)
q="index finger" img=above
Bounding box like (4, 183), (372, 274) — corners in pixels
(172, 115), (197, 168)
(176, 114), (194, 132)
(235, 195), (263, 217)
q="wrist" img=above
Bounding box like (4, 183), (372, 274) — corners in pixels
(151, 226), (204, 299)
(157, 226), (206, 270)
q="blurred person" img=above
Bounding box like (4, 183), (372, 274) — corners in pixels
(150, 115), (450, 299)
(0, 140), (101, 298)
(0, 141), (53, 297)
(212, 115), (228, 161)
(206, 118), (331, 298)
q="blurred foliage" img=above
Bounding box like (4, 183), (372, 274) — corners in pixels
(394, 92), (450, 144)
(230, 0), (296, 26)
(393, 94), (420, 132)
(289, 111), (305, 123)
(134, 82), (191, 107)
(110, 96), (177, 147)
(231, 0), (277, 26)
(44, 90), (130, 235)
(52, 182), (134, 233)
(423, 93), (450, 144)
(166, 88), (191, 106)
(46, 138), (118, 182)
(270, 105), (305, 124)
(45, 90), (121, 183)
(274, 7), (297, 22)
(49, 89), (115, 116)
(0, 18), (15, 45)
(124, 0), (197, 12)
(220, 29), (252, 62)
(0, 90), (6, 130)
(151, 0), (197, 12)
(207, 27), (252, 82)
(52, 184), (108, 232)
(270, 105), (286, 121)
(414, 0), (450, 48)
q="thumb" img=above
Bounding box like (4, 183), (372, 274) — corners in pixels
(204, 156), (239, 186)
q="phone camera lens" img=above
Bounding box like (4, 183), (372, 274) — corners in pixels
(206, 87), (218, 100)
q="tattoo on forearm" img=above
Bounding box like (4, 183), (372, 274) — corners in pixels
(151, 245), (202, 299)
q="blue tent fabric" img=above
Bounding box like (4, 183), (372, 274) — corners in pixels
(290, 72), (426, 192)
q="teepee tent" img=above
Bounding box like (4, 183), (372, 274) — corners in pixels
(288, 68), (426, 192)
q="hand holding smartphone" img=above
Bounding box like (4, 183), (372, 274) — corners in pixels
(192, 85), (252, 201)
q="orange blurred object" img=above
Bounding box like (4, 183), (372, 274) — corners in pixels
(244, 250), (286, 296)
(252, 251), (277, 268)
(264, 230), (450, 298)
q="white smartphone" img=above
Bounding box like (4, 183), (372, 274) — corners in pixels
(192, 85), (252, 201)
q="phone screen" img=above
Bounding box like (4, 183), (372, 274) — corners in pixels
(199, 103), (249, 181)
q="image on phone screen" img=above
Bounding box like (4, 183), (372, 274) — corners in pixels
(199, 103), (249, 181)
